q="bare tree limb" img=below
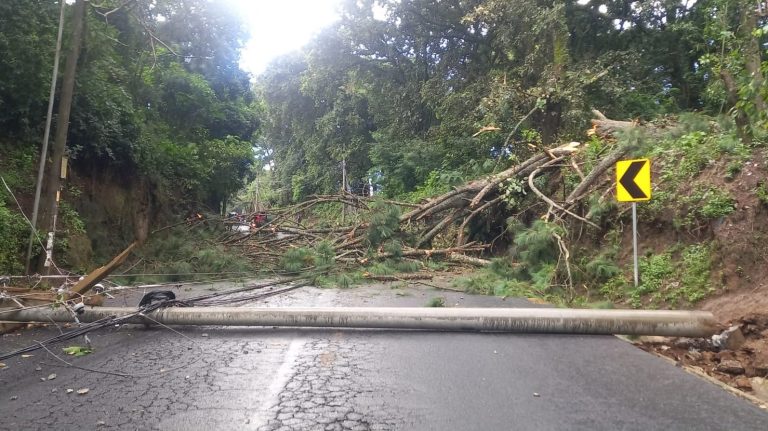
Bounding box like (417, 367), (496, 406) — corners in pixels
(564, 143), (635, 206)
(91, 0), (138, 23)
(553, 231), (574, 302)
(415, 209), (462, 248)
(456, 195), (503, 246)
(528, 158), (600, 229)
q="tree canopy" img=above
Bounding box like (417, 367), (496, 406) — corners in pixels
(0, 0), (259, 212)
(1, 0), (766, 209)
(257, 0), (767, 203)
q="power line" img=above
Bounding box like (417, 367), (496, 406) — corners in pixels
(1, 176), (64, 275)
(0, 274), (316, 361)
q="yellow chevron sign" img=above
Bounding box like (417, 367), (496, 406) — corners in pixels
(616, 159), (651, 202)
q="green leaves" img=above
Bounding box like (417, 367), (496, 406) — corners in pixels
(62, 346), (93, 357)
(262, 0), (744, 199)
(280, 247), (317, 273)
(314, 241), (336, 269)
(366, 200), (401, 248)
(0, 1), (60, 138)
(513, 220), (563, 265)
(0, 198), (29, 274)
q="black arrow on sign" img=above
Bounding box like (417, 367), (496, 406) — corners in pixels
(619, 161), (648, 199)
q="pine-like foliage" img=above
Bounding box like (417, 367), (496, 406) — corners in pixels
(280, 247), (315, 273)
(513, 220), (563, 265)
(366, 200), (401, 248)
(584, 253), (621, 282)
(313, 241), (335, 269)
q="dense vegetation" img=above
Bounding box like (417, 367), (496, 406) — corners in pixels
(258, 0), (767, 202)
(250, 0), (767, 307)
(0, 0), (766, 308)
(1, 0), (258, 271)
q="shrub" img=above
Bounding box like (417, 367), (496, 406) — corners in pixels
(165, 261), (194, 282)
(367, 262), (395, 276)
(584, 252), (621, 283)
(601, 243), (717, 308)
(59, 202), (86, 234)
(313, 240), (335, 269)
(0, 200), (29, 274)
(382, 239), (403, 259)
(452, 220), (570, 299)
(678, 187), (735, 229)
(195, 247), (249, 274)
(456, 273), (495, 295)
(364, 258), (420, 277)
(756, 181), (768, 206)
(366, 200), (401, 248)
(126, 224), (253, 283)
(281, 247), (315, 272)
(406, 169), (462, 202)
(698, 190), (735, 220)
(427, 296), (445, 307)
(626, 253), (674, 308)
(333, 273), (356, 289)
(586, 195), (616, 223)
(513, 220), (563, 264)
(393, 259), (420, 273)
(663, 131), (711, 179)
(599, 275), (629, 301)
(677, 244), (713, 304)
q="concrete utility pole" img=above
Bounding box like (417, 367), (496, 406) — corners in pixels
(38, 0), (87, 273)
(25, 0), (66, 274)
(4, 306), (719, 337)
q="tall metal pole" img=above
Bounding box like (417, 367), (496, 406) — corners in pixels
(632, 202), (639, 287)
(25, 0), (67, 274)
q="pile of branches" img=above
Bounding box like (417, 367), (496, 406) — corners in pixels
(224, 112), (645, 271)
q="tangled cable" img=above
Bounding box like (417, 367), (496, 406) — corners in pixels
(0, 315), (120, 361)
(0, 274), (316, 362)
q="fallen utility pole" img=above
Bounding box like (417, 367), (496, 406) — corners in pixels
(3, 307), (718, 337)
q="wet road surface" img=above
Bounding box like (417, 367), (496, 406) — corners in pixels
(1, 280), (767, 430)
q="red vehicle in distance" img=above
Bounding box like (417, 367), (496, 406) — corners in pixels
(251, 212), (267, 229)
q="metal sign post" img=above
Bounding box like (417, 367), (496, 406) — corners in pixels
(616, 158), (651, 287)
(632, 202), (639, 287)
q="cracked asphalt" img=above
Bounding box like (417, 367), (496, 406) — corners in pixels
(1, 279), (767, 430)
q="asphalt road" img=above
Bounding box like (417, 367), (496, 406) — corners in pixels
(1, 279), (767, 430)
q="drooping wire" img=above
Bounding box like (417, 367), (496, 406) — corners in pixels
(0, 315), (120, 361)
(0, 175), (64, 275)
(36, 313), (206, 379)
(0, 273), (319, 362)
(0, 274), (257, 315)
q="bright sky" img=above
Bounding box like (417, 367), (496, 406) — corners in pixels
(226, 0), (344, 77)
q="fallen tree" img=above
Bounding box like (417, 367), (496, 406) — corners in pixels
(228, 110), (653, 274)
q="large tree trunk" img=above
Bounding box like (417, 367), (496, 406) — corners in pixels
(721, 69), (752, 143)
(540, 3), (570, 145)
(741, 7), (766, 116)
(540, 99), (563, 145)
